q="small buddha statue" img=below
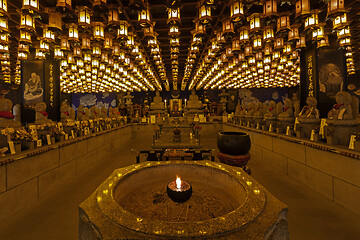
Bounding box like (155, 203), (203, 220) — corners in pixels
(35, 102), (52, 124)
(245, 102), (256, 117)
(299, 96), (319, 119)
(253, 102), (264, 118)
(0, 98), (21, 128)
(60, 101), (70, 122)
(90, 106), (100, 119)
(13, 104), (21, 123)
(278, 99), (294, 119)
(328, 91), (354, 120)
(69, 107), (76, 121)
(186, 89), (202, 109)
(100, 107), (108, 119)
(264, 101), (277, 118)
(150, 91), (165, 110)
(77, 105), (86, 121)
(84, 107), (90, 120)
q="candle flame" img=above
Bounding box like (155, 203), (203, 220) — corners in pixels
(176, 175), (181, 189)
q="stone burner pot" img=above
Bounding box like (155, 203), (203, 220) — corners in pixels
(79, 161), (289, 240)
(217, 131), (251, 155)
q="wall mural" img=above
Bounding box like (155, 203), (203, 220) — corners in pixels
(22, 61), (44, 108)
(71, 92), (117, 112)
(238, 88), (289, 105)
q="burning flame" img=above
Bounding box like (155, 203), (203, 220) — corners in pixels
(176, 175), (182, 189)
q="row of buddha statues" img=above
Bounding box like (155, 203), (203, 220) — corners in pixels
(234, 91), (359, 146)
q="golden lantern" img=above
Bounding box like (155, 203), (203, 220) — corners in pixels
(339, 37), (351, 47)
(317, 35), (330, 48)
(226, 45), (233, 57)
(126, 33), (134, 48)
(138, 4), (151, 28)
(230, 0), (244, 22)
(170, 37), (180, 46)
(239, 27), (249, 43)
(216, 29), (226, 45)
(93, 22), (104, 40)
(73, 45), (82, 57)
(67, 53), (74, 64)
(48, 12), (62, 30)
(253, 35), (262, 50)
(232, 37), (241, 52)
(304, 11), (319, 30)
(263, 0), (277, 17)
(194, 20), (206, 36)
(117, 20), (129, 39)
(19, 43), (29, 53)
(222, 18), (234, 37)
(93, 0), (106, 6)
(244, 44), (253, 56)
(274, 37), (284, 49)
(84, 53), (91, 63)
(337, 26), (350, 38)
(255, 51), (263, 60)
(263, 25), (274, 42)
(19, 30), (31, 43)
(43, 27), (55, 42)
(39, 39), (50, 52)
(108, 7), (119, 25)
(60, 36), (70, 51)
(56, 0), (72, 10)
(0, 0), (7, 14)
(35, 49), (46, 60)
(327, 0), (346, 16)
(284, 42), (292, 54)
(144, 23), (156, 38)
(312, 25), (325, 40)
(20, 14), (34, 31)
(248, 13), (261, 33)
(264, 43), (273, 55)
(169, 25), (180, 37)
(0, 43), (8, 53)
(68, 24), (79, 41)
(77, 6), (91, 26)
(81, 36), (91, 50)
(54, 46), (64, 59)
(92, 45), (101, 56)
(295, 0), (310, 17)
(22, 0), (39, 12)
(104, 34), (113, 49)
(277, 14), (290, 32)
(296, 35), (307, 48)
(272, 51), (280, 60)
(288, 25), (300, 41)
(92, 58), (99, 68)
(199, 4), (211, 24)
(333, 13), (347, 30)
(168, 8), (180, 24)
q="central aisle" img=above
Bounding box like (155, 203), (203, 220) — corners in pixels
(0, 125), (360, 240)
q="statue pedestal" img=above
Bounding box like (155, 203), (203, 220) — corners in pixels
(253, 116), (263, 126)
(278, 117), (294, 134)
(264, 117), (277, 131)
(298, 118), (321, 139)
(326, 119), (359, 146)
(245, 115), (254, 127)
(149, 110), (166, 117)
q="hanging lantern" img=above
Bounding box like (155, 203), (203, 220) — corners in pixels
(20, 14), (34, 31)
(277, 14), (290, 32)
(317, 35), (330, 48)
(18, 51), (27, 60)
(19, 30), (31, 43)
(199, 3), (211, 24)
(84, 53), (91, 63)
(0, 43), (8, 53)
(35, 49), (46, 60)
(0, 0), (7, 14)
(77, 6), (91, 26)
(48, 12), (62, 30)
(43, 27), (55, 43)
(73, 45), (82, 57)
(144, 23), (156, 38)
(169, 25), (180, 37)
(337, 26), (350, 38)
(248, 13), (261, 33)
(239, 27), (249, 43)
(81, 36), (91, 50)
(93, 22), (105, 40)
(244, 44), (253, 57)
(194, 20), (206, 36)
(333, 13), (347, 30)
(126, 32), (135, 48)
(264, 43), (273, 55)
(22, 0), (39, 12)
(230, 0), (244, 22)
(170, 37), (180, 46)
(117, 20), (129, 39)
(104, 34), (113, 49)
(138, 4), (151, 28)
(60, 35), (70, 51)
(274, 37), (284, 49)
(92, 45), (101, 56)
(68, 24), (79, 41)
(222, 17), (235, 38)
(39, 40), (50, 52)
(0, 33), (8, 44)
(295, 0), (310, 17)
(304, 11), (319, 30)
(253, 35), (262, 50)
(288, 25), (300, 41)
(263, 25), (274, 42)
(56, 0), (72, 10)
(232, 37), (241, 52)
(339, 37), (351, 47)
(263, 0), (277, 17)
(54, 46), (63, 59)
(327, 0), (346, 16)
(296, 35), (307, 48)
(168, 8), (180, 24)
(108, 6), (119, 25)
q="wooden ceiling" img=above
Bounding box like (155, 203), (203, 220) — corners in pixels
(3, 0), (360, 90)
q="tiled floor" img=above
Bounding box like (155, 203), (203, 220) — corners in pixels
(0, 133), (360, 240)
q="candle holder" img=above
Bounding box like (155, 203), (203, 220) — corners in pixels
(167, 177), (192, 203)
